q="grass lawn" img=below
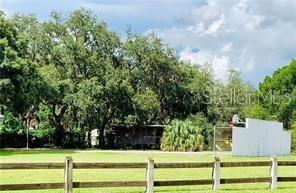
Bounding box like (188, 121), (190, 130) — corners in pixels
(0, 149), (295, 193)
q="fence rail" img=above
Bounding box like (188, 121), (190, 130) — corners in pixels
(1, 161), (295, 170)
(0, 157), (295, 192)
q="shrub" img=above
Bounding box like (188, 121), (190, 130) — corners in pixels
(0, 111), (24, 135)
(30, 105), (56, 147)
(160, 113), (212, 151)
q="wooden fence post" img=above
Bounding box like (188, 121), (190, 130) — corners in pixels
(146, 157), (154, 193)
(270, 156), (278, 189)
(64, 157), (73, 193)
(212, 156), (220, 190)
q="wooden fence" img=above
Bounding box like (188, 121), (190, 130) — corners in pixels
(0, 156), (296, 193)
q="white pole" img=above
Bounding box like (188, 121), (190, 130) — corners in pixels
(270, 156), (278, 189)
(213, 156), (221, 190)
(64, 157), (73, 193)
(146, 157), (154, 193)
(26, 126), (29, 149)
(213, 125), (216, 156)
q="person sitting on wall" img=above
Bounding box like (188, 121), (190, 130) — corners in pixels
(229, 114), (245, 127)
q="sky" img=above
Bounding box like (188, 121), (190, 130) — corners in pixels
(1, 0), (296, 85)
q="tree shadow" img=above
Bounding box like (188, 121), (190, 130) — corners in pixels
(153, 185), (296, 193)
(0, 148), (76, 156)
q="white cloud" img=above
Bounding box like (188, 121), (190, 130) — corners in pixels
(187, 3), (225, 36)
(179, 47), (212, 65)
(206, 14), (224, 35)
(179, 45), (231, 82)
(157, 0), (296, 84)
(212, 55), (229, 81)
(221, 42), (232, 53)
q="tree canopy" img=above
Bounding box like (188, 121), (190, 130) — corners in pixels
(245, 59), (296, 129)
(0, 9), (295, 150)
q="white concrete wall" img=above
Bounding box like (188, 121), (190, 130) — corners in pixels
(232, 118), (291, 156)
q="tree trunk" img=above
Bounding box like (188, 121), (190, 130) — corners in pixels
(98, 107), (116, 148)
(51, 104), (67, 147)
(86, 129), (91, 148)
(99, 126), (105, 147)
(55, 124), (65, 147)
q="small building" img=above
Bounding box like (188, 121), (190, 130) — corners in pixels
(88, 125), (166, 148)
(232, 118), (291, 156)
(111, 125), (165, 148)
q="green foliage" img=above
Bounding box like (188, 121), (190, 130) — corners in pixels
(0, 13), (47, 115)
(246, 59), (296, 129)
(243, 104), (272, 120)
(161, 113), (212, 151)
(209, 70), (255, 123)
(132, 88), (160, 124)
(1, 9), (219, 148)
(31, 105), (55, 139)
(0, 111), (24, 135)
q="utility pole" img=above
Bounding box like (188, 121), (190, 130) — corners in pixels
(0, 107), (4, 124)
(25, 115), (30, 149)
(26, 126), (29, 149)
(213, 125), (216, 156)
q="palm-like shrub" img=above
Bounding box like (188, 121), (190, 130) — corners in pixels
(161, 114), (212, 151)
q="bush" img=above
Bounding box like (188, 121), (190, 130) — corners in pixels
(0, 111), (24, 135)
(160, 113), (212, 151)
(30, 105), (56, 147)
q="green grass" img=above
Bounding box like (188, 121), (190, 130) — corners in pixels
(0, 149), (295, 193)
